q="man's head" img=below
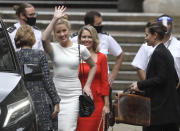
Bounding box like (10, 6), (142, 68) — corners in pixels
(13, 3), (37, 26)
(84, 11), (103, 33)
(157, 14), (173, 35)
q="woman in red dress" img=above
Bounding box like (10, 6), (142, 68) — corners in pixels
(76, 25), (110, 131)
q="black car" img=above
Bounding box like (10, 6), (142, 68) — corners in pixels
(0, 19), (38, 131)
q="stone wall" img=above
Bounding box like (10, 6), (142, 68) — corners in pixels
(143, 0), (180, 16)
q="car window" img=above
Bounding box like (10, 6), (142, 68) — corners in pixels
(0, 22), (16, 71)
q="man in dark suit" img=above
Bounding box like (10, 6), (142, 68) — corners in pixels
(130, 21), (180, 131)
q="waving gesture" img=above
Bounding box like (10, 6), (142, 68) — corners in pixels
(54, 6), (67, 20)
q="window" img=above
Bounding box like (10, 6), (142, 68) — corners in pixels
(0, 23), (15, 71)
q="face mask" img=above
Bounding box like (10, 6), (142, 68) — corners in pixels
(25, 17), (36, 26)
(93, 26), (103, 33)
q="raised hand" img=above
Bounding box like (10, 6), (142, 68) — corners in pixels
(54, 6), (67, 19)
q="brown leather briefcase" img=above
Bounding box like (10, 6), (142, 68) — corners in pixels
(113, 89), (151, 126)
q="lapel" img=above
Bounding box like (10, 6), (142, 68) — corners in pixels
(146, 43), (164, 79)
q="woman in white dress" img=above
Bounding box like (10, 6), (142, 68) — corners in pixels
(42, 6), (97, 131)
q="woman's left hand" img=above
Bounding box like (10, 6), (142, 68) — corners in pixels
(51, 104), (60, 119)
(130, 82), (139, 91)
(102, 105), (110, 117)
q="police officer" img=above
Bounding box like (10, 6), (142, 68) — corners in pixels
(71, 11), (124, 86)
(7, 3), (44, 51)
(131, 14), (180, 87)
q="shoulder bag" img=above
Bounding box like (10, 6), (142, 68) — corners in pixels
(78, 44), (95, 117)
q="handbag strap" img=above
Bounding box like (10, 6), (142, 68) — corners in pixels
(123, 87), (145, 96)
(97, 114), (110, 131)
(97, 115), (103, 131)
(78, 44), (85, 92)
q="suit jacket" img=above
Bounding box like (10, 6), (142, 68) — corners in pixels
(137, 43), (180, 125)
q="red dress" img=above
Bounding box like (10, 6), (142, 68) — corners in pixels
(77, 52), (110, 131)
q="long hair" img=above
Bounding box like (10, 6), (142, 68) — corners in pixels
(78, 25), (99, 52)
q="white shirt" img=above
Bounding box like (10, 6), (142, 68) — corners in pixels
(7, 22), (44, 51)
(71, 32), (122, 56)
(131, 36), (180, 77)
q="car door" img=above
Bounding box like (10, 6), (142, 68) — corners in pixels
(0, 19), (38, 131)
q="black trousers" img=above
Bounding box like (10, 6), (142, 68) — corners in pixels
(143, 123), (179, 131)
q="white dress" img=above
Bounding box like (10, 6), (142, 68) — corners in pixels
(50, 42), (90, 131)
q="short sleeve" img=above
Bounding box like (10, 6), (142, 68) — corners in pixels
(131, 43), (154, 71)
(170, 38), (180, 78)
(174, 57), (180, 78)
(107, 35), (122, 56)
(80, 45), (91, 60)
(70, 35), (78, 44)
(32, 29), (44, 51)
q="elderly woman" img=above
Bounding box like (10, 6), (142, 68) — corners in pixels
(15, 24), (60, 131)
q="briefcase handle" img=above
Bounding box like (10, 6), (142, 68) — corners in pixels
(123, 88), (145, 96)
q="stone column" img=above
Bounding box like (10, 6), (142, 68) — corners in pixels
(143, 0), (180, 16)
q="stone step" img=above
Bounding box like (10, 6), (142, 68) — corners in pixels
(2, 19), (146, 32)
(116, 71), (139, 81)
(108, 53), (136, 62)
(1, 10), (180, 32)
(0, 0), (117, 9)
(2, 10), (180, 25)
(0, 10), (162, 21)
(112, 80), (135, 91)
(109, 62), (136, 71)
(121, 43), (141, 52)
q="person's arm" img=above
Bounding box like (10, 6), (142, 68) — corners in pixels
(40, 51), (60, 119)
(131, 43), (152, 80)
(83, 57), (97, 99)
(42, 6), (66, 54)
(100, 53), (110, 115)
(109, 52), (124, 85)
(137, 68), (146, 80)
(102, 96), (110, 116)
(177, 79), (180, 89)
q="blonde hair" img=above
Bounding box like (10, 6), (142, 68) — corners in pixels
(14, 24), (35, 48)
(78, 25), (99, 52)
(54, 18), (71, 31)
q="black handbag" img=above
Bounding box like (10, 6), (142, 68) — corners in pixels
(79, 93), (95, 117)
(78, 44), (95, 117)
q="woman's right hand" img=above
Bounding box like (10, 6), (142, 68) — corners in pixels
(53, 6), (67, 20)
(83, 86), (93, 100)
